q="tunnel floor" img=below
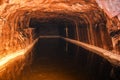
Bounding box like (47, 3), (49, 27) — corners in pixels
(18, 38), (112, 80)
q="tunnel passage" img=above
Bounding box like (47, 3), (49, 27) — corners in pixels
(0, 1), (120, 80)
(27, 12), (113, 50)
(15, 13), (119, 80)
(0, 10), (113, 54)
(0, 10), (119, 80)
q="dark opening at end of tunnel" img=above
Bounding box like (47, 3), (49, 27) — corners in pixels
(29, 17), (77, 39)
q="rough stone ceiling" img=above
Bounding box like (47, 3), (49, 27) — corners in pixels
(0, 0), (99, 34)
(0, 0), (98, 32)
(0, 0), (97, 15)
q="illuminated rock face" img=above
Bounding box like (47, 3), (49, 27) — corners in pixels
(0, 0), (113, 52)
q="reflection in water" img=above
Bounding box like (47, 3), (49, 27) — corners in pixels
(18, 38), (117, 80)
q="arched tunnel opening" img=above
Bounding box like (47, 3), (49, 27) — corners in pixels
(29, 16), (77, 39)
(14, 14), (118, 80)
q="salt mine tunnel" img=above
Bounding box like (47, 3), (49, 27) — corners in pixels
(0, 0), (120, 80)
